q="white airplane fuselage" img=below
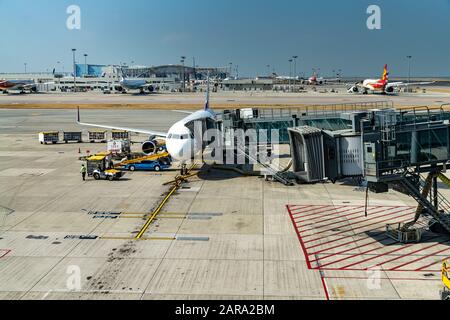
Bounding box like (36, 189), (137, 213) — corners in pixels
(165, 109), (216, 162)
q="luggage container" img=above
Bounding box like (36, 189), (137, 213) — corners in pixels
(111, 130), (130, 140)
(107, 139), (131, 157)
(63, 131), (83, 143)
(39, 131), (59, 144)
(88, 130), (107, 143)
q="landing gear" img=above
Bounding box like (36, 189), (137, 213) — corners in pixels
(181, 163), (188, 176)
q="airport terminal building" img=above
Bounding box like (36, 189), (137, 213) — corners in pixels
(0, 63), (230, 92)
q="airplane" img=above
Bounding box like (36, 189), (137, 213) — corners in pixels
(78, 76), (216, 168)
(0, 79), (37, 93)
(305, 73), (340, 85)
(117, 76), (157, 94)
(347, 64), (434, 94)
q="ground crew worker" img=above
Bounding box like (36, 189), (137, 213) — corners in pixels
(80, 164), (87, 181)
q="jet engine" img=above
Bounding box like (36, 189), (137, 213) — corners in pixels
(348, 86), (359, 93)
(385, 86), (394, 94)
(142, 139), (166, 155)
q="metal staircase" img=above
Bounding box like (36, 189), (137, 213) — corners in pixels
(236, 145), (294, 186)
(397, 170), (450, 235)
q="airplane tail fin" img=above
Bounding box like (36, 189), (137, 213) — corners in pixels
(382, 64), (389, 83)
(77, 106), (80, 123)
(204, 72), (210, 110)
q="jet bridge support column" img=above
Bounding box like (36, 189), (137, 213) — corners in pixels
(411, 131), (419, 164)
(433, 176), (439, 210)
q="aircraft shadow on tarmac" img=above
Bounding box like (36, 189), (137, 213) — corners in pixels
(196, 165), (243, 181)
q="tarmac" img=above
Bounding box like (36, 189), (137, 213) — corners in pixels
(0, 93), (449, 300)
(1, 86), (450, 109)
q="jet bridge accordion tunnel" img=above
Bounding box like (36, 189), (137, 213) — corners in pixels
(288, 107), (450, 185)
(288, 126), (364, 184)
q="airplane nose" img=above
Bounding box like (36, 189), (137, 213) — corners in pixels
(166, 139), (195, 162)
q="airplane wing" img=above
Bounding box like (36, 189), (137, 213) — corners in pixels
(77, 108), (167, 138)
(387, 81), (435, 88)
(172, 110), (194, 115)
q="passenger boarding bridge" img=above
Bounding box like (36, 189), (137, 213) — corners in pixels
(215, 103), (450, 238)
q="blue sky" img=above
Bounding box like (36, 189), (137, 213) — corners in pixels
(1, 0), (449, 77)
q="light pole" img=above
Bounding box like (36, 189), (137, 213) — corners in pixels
(84, 54), (88, 77)
(72, 48), (77, 91)
(180, 56), (186, 91)
(407, 55), (412, 85)
(192, 57), (197, 81)
(24, 63), (27, 73)
(288, 59), (293, 91)
(267, 65), (271, 77)
(229, 63), (233, 78)
(292, 56), (298, 86)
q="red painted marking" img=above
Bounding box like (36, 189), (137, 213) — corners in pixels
(287, 205), (312, 269)
(288, 204), (326, 213)
(294, 206), (364, 223)
(0, 249), (11, 259)
(312, 267), (441, 272)
(415, 255), (450, 271)
(320, 273), (330, 300)
(308, 231), (387, 255)
(390, 247), (450, 271)
(303, 209), (415, 244)
(320, 242), (411, 269)
(323, 276), (441, 282)
(288, 205), (448, 273)
(309, 236), (392, 263)
(301, 208), (413, 238)
(296, 206), (367, 226)
(339, 237), (440, 270)
(291, 205), (345, 219)
(371, 241), (450, 269)
(298, 206), (391, 229)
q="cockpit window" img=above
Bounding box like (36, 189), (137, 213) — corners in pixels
(172, 134), (180, 139)
(181, 134), (189, 140)
(168, 133), (173, 139)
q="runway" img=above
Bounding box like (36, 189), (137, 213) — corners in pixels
(1, 88), (450, 109)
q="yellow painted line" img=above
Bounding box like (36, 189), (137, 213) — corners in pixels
(135, 163), (197, 240)
(135, 184), (179, 239)
(101, 236), (175, 241)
